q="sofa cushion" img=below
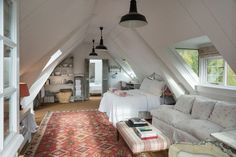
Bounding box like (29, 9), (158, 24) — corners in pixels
(174, 95), (195, 114)
(209, 101), (236, 128)
(151, 108), (192, 125)
(191, 96), (216, 119)
(175, 119), (224, 140)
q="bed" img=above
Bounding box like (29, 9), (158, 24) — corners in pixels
(89, 82), (102, 94)
(99, 78), (164, 126)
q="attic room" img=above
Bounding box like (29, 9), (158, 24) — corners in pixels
(1, 0), (236, 157)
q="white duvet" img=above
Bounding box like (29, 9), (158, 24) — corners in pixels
(99, 89), (161, 126)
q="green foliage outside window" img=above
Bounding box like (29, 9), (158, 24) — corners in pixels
(176, 48), (236, 87)
(207, 58), (224, 85)
(176, 49), (199, 75)
(206, 58), (236, 86)
(227, 65), (236, 86)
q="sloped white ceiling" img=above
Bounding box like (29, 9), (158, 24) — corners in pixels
(179, 0), (236, 72)
(20, 0), (96, 75)
(20, 0), (236, 98)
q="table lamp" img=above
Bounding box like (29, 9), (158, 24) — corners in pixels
(20, 82), (30, 109)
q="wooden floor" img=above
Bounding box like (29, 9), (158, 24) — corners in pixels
(20, 96), (168, 157)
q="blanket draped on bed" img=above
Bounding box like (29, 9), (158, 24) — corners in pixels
(99, 89), (161, 126)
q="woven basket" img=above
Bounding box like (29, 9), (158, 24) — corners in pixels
(56, 91), (72, 103)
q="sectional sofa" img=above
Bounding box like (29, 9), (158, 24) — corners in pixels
(151, 95), (236, 143)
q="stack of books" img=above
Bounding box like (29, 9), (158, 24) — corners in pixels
(126, 118), (148, 127)
(134, 126), (159, 140)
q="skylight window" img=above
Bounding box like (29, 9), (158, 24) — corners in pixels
(121, 59), (137, 80)
(176, 48), (199, 75)
(42, 49), (62, 71)
(175, 45), (236, 88)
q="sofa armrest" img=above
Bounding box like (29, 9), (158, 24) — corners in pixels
(169, 142), (230, 157)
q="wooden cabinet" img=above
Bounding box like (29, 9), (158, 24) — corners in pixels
(74, 75), (88, 101)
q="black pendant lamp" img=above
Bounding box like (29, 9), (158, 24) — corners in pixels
(89, 39), (98, 56)
(96, 27), (107, 50)
(119, 0), (148, 28)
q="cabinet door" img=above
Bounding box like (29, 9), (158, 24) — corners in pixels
(84, 59), (89, 99)
(102, 59), (109, 94)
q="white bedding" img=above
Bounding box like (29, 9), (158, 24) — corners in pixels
(99, 89), (161, 126)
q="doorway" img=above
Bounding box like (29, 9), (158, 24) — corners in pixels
(89, 59), (103, 96)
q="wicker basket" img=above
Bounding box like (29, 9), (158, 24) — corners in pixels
(56, 90), (72, 103)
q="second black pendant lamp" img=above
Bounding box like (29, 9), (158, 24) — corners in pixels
(89, 39), (98, 56)
(119, 0), (148, 28)
(96, 27), (107, 51)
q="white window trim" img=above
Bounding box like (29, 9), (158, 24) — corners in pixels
(42, 49), (62, 72)
(172, 48), (199, 83)
(0, 0), (23, 156)
(200, 56), (236, 89)
(172, 47), (236, 91)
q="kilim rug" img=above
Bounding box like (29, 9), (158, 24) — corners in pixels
(24, 110), (132, 157)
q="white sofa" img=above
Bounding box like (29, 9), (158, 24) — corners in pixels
(151, 95), (236, 143)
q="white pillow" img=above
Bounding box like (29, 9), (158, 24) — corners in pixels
(191, 97), (216, 119)
(209, 101), (236, 128)
(140, 78), (152, 91)
(140, 78), (164, 95)
(174, 95), (195, 114)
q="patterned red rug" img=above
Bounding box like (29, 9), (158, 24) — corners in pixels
(25, 110), (132, 157)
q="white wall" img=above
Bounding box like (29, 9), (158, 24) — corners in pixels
(107, 28), (187, 98)
(20, 0), (236, 102)
(71, 42), (131, 88)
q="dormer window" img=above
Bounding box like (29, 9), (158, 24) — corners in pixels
(176, 48), (199, 76)
(201, 56), (236, 87)
(176, 46), (236, 88)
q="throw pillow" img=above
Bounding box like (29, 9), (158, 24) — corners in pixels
(174, 95), (195, 114)
(191, 97), (216, 119)
(209, 101), (236, 128)
(140, 78), (164, 96)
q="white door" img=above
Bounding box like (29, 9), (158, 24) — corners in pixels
(0, 0), (23, 156)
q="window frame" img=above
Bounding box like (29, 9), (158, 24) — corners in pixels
(174, 47), (236, 89)
(0, 0), (22, 155)
(173, 48), (199, 84)
(200, 56), (236, 88)
(175, 48), (200, 76)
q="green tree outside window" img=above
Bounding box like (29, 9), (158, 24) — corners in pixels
(227, 65), (236, 86)
(176, 49), (199, 75)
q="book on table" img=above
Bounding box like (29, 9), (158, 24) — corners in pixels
(134, 126), (158, 139)
(129, 117), (147, 125)
(125, 120), (148, 127)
